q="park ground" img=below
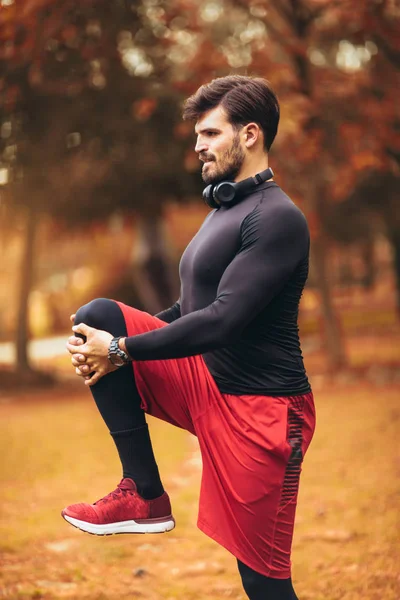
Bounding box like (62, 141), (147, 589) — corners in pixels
(0, 332), (400, 600)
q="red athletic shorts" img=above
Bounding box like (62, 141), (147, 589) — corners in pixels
(117, 301), (316, 578)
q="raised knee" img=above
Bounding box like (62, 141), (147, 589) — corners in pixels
(74, 298), (116, 330)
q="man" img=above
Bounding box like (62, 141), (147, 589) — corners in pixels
(64, 75), (316, 600)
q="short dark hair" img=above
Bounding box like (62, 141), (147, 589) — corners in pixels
(183, 75), (280, 151)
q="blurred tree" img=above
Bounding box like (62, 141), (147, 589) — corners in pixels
(339, 172), (400, 312)
(0, 0), (198, 375)
(1, 0), (399, 378)
(335, 1), (400, 310)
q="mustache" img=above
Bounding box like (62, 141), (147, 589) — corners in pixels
(199, 153), (216, 163)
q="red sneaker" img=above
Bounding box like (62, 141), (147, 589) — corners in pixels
(61, 478), (175, 535)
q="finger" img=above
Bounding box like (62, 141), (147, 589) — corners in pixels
(72, 323), (93, 338)
(75, 354), (87, 363)
(68, 335), (84, 346)
(71, 356), (86, 367)
(75, 367), (85, 377)
(79, 364), (90, 374)
(70, 314), (76, 323)
(71, 355), (88, 369)
(84, 367), (105, 386)
(85, 372), (99, 386)
(66, 341), (88, 355)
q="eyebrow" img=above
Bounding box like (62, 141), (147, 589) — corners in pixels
(195, 127), (222, 135)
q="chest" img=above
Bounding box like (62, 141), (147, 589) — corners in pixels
(179, 209), (241, 286)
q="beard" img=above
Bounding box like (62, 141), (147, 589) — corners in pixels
(201, 133), (245, 185)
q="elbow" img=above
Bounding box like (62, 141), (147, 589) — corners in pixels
(205, 300), (244, 347)
(217, 319), (242, 346)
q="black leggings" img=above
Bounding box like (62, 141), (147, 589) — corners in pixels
(74, 298), (299, 600)
(74, 299), (165, 500)
(74, 298), (145, 432)
(238, 560), (298, 599)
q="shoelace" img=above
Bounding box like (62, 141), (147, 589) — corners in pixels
(94, 486), (133, 505)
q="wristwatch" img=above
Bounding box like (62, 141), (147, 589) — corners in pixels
(108, 336), (131, 367)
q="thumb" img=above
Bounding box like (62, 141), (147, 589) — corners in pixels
(72, 322), (93, 337)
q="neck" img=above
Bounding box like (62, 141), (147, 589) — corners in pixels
(235, 156), (269, 182)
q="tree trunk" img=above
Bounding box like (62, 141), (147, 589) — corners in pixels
(311, 236), (347, 369)
(387, 227), (400, 317)
(15, 203), (36, 373)
(283, 5), (348, 368)
(361, 237), (375, 289)
(132, 212), (177, 314)
(306, 184), (347, 368)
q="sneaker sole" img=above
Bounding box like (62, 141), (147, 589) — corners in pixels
(61, 512), (175, 535)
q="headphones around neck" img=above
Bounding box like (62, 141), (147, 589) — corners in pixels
(202, 167), (274, 209)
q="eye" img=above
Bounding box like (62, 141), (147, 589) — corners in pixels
(205, 131), (218, 137)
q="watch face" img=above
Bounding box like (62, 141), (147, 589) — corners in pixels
(112, 354), (126, 367)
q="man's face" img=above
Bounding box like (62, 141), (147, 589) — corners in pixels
(194, 105), (245, 185)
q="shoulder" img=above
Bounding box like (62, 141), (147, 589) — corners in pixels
(201, 208), (217, 225)
(241, 185), (309, 239)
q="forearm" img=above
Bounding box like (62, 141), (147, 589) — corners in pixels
(124, 301), (236, 361)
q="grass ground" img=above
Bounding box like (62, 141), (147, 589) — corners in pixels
(0, 373), (399, 599)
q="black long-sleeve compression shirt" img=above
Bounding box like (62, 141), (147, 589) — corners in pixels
(155, 301), (181, 324)
(126, 181), (311, 395)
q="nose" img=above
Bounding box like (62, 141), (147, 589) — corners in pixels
(195, 135), (207, 154)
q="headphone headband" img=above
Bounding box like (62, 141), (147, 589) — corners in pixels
(235, 167), (274, 196)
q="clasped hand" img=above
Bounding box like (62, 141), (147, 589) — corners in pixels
(66, 314), (119, 386)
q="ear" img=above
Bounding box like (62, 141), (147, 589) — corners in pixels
(243, 123), (261, 149)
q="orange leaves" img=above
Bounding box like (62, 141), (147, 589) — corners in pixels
(61, 24), (78, 43)
(330, 167), (357, 204)
(0, 0), (16, 26)
(351, 151), (385, 172)
(300, 129), (323, 164)
(173, 121), (193, 140)
(3, 84), (19, 110)
(338, 122), (363, 145)
(0, 0), (17, 59)
(275, 95), (313, 145)
(307, 210), (321, 240)
(184, 39), (227, 86)
(0, 0), (47, 68)
(18, 0), (54, 20)
(132, 98), (158, 121)
(337, 122), (365, 160)
(183, 148), (199, 172)
(330, 155), (386, 205)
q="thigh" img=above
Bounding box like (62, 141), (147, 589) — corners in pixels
(117, 302), (224, 435)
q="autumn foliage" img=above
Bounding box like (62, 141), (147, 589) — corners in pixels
(0, 0), (399, 370)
